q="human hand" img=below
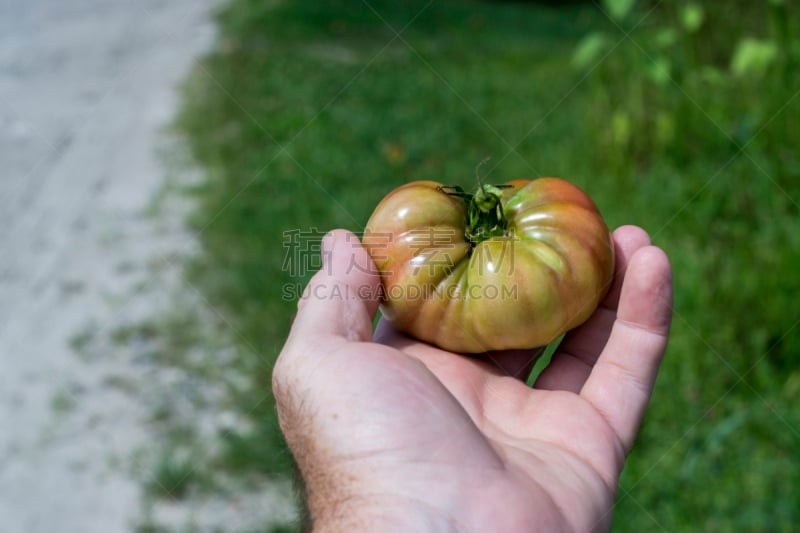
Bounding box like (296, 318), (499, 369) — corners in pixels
(272, 226), (672, 532)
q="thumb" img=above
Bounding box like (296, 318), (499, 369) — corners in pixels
(290, 229), (382, 345)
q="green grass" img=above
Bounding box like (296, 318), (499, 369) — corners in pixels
(167, 0), (800, 530)
(147, 452), (201, 500)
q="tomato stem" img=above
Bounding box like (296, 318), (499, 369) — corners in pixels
(437, 183), (512, 248)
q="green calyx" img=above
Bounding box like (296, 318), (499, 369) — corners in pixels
(437, 183), (512, 247)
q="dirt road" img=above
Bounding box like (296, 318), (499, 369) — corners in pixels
(0, 1), (221, 530)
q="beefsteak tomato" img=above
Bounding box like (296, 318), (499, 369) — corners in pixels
(363, 178), (614, 353)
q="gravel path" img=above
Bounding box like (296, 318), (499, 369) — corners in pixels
(0, 1), (223, 530)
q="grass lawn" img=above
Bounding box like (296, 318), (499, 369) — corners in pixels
(166, 0), (800, 530)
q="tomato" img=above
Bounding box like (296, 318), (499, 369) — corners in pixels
(363, 178), (615, 353)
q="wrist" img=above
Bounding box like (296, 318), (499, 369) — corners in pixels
(310, 492), (454, 533)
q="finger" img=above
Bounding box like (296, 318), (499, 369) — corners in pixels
(600, 225), (654, 310)
(272, 230), (383, 439)
(288, 229), (382, 347)
(580, 246), (673, 453)
(535, 226), (651, 392)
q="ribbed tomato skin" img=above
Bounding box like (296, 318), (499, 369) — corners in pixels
(363, 178), (614, 353)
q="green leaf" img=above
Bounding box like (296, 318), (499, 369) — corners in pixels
(656, 111), (675, 146)
(680, 3), (704, 34)
(603, 0), (636, 21)
(731, 38), (778, 78)
(653, 28), (678, 49)
(645, 56), (671, 87)
(611, 111), (631, 147)
(571, 32), (610, 70)
(698, 65), (726, 85)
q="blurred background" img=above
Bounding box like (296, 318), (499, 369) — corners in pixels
(2, 0), (798, 531)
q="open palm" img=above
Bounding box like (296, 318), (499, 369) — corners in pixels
(274, 226), (672, 532)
